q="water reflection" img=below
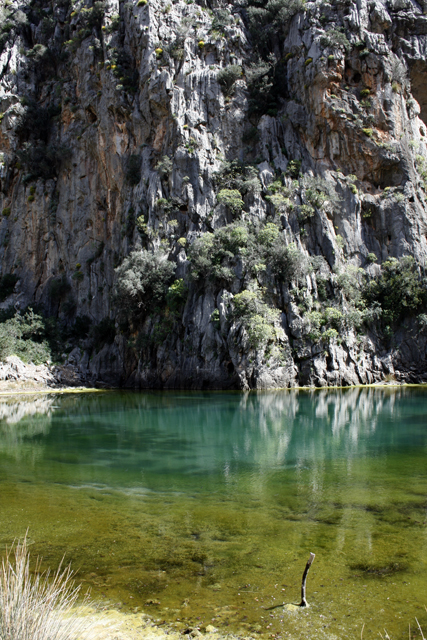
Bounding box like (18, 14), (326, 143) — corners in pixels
(0, 394), (55, 425)
(0, 387), (424, 491)
(0, 388), (426, 639)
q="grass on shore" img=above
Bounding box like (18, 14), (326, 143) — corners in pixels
(0, 536), (94, 640)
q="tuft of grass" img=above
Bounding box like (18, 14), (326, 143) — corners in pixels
(0, 536), (94, 640)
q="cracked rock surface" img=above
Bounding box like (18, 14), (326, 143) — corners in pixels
(2, 0), (427, 388)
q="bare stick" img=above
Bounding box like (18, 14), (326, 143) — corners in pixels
(416, 618), (425, 640)
(299, 552), (315, 607)
(361, 622), (365, 640)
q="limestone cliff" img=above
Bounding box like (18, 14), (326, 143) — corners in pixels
(2, 0), (427, 388)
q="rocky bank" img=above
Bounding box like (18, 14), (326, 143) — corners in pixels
(2, 0), (427, 389)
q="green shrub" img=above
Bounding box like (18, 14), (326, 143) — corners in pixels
(298, 204), (315, 222)
(155, 155), (173, 177)
(266, 192), (292, 212)
(232, 289), (279, 349)
(2, 207), (11, 217)
(168, 36), (185, 60)
(16, 101), (54, 143)
(114, 249), (175, 319)
(72, 270), (84, 282)
(286, 159), (301, 178)
(0, 309), (51, 364)
(189, 223), (249, 282)
(324, 306), (343, 328)
(214, 160), (261, 195)
(258, 223), (280, 247)
(247, 0), (304, 56)
(210, 308), (221, 329)
(166, 278), (187, 311)
(217, 65), (242, 96)
(210, 8), (231, 33)
(322, 327), (338, 341)
(303, 176), (341, 211)
(17, 142), (69, 180)
(362, 256), (427, 325)
(217, 189), (244, 214)
(320, 27), (350, 53)
(246, 60), (276, 117)
(0, 273), (18, 302)
(366, 253), (377, 264)
(268, 240), (310, 282)
(336, 265), (363, 306)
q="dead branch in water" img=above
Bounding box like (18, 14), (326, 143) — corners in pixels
(264, 552), (316, 611)
(299, 552), (315, 607)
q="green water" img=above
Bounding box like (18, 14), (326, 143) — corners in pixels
(0, 388), (427, 639)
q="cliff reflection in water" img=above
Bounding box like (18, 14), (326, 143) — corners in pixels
(0, 387), (423, 491)
(1, 387), (427, 640)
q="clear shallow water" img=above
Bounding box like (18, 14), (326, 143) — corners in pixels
(0, 388), (427, 639)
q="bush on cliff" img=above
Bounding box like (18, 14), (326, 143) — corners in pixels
(232, 289), (280, 348)
(0, 309), (51, 364)
(114, 249), (175, 319)
(362, 256), (427, 325)
(189, 223), (249, 283)
(268, 240), (311, 283)
(217, 64), (242, 96)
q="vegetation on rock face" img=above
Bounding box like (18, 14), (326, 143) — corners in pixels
(114, 249), (176, 320)
(216, 189), (245, 214)
(232, 289), (280, 348)
(189, 223), (250, 283)
(362, 257), (427, 325)
(217, 65), (242, 96)
(0, 310), (51, 364)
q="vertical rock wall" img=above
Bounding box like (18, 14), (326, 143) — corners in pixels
(2, 0), (427, 388)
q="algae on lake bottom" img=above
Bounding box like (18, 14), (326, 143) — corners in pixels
(0, 388), (426, 639)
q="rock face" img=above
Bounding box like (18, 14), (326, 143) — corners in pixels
(0, 355), (83, 388)
(2, 0), (427, 388)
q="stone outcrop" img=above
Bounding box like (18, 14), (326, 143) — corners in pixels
(2, 0), (427, 389)
(0, 355), (84, 388)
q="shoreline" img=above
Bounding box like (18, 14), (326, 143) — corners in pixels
(70, 602), (266, 640)
(1, 355), (427, 396)
(0, 381), (426, 396)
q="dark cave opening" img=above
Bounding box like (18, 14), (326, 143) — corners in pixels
(409, 60), (427, 127)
